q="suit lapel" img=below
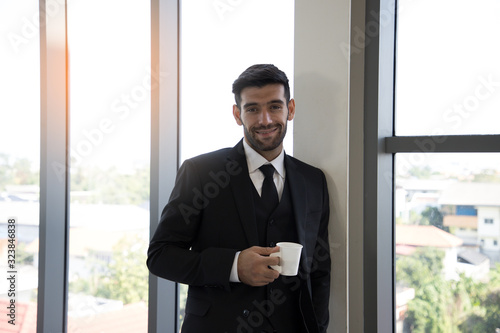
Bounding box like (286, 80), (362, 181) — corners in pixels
(285, 155), (309, 270)
(227, 140), (259, 247)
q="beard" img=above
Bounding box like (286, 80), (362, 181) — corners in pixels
(243, 121), (288, 153)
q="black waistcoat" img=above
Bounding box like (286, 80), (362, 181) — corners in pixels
(250, 178), (304, 332)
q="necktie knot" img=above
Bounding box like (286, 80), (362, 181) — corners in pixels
(259, 164), (275, 179)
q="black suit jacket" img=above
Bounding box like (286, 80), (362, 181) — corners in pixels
(147, 140), (331, 333)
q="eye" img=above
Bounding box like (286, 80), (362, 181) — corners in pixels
(270, 104), (283, 111)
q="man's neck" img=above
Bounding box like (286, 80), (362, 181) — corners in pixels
(244, 139), (283, 161)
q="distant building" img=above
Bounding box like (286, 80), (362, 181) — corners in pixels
(439, 182), (500, 260)
(395, 179), (456, 221)
(395, 284), (415, 332)
(396, 223), (492, 281)
(456, 250), (490, 281)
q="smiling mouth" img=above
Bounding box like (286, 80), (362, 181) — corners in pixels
(255, 127), (278, 135)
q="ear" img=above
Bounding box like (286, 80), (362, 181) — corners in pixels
(287, 99), (296, 121)
(233, 104), (243, 125)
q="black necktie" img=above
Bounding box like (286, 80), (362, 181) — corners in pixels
(259, 164), (279, 213)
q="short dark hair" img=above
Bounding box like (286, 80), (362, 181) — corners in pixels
(232, 64), (290, 108)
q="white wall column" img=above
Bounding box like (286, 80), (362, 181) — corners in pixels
(294, 0), (365, 332)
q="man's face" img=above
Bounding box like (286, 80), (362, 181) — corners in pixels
(233, 83), (295, 160)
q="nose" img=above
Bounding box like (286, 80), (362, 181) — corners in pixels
(259, 109), (273, 125)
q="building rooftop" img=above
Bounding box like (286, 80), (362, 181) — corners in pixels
(0, 299), (147, 333)
(396, 224), (463, 248)
(458, 250), (490, 266)
(26, 227), (148, 256)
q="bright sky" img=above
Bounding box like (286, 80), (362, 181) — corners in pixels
(395, 0), (500, 136)
(0, 1), (41, 164)
(179, 0), (295, 162)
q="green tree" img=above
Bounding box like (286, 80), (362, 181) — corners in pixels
(397, 247), (445, 286)
(460, 289), (500, 333)
(420, 206), (448, 231)
(491, 263), (500, 285)
(0, 153), (10, 191)
(0, 154), (39, 191)
(70, 165), (149, 205)
(70, 235), (149, 305)
(12, 158), (38, 185)
(398, 248), (455, 332)
(99, 235), (149, 304)
(16, 242), (34, 265)
(471, 169), (500, 183)
(399, 249), (500, 332)
(459, 264), (500, 332)
(407, 166), (434, 179)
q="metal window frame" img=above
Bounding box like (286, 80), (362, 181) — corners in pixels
(363, 0), (397, 330)
(149, 0), (180, 332)
(37, 1), (70, 331)
(386, 135), (500, 153)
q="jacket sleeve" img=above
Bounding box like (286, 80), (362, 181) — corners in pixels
(146, 159), (237, 291)
(311, 172), (331, 332)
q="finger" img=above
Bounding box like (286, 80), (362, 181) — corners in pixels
(250, 246), (270, 255)
(264, 255), (280, 266)
(263, 268), (280, 280)
(249, 273), (274, 286)
(268, 246), (280, 254)
(254, 246), (280, 256)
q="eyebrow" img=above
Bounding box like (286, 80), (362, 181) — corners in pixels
(242, 100), (285, 109)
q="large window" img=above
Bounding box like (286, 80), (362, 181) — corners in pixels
(0, 1), (40, 331)
(391, 0), (500, 332)
(66, 1), (150, 331)
(1, 1), (152, 331)
(363, 0), (500, 331)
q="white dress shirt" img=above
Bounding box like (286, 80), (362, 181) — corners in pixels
(229, 140), (286, 282)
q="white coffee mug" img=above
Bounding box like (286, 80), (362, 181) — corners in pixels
(270, 242), (303, 276)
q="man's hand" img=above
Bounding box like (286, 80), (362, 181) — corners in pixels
(237, 246), (280, 286)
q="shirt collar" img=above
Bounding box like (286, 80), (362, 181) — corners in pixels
(242, 139), (285, 179)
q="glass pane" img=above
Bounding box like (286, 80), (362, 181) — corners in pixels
(67, 1), (150, 331)
(179, 0), (294, 328)
(0, 1), (40, 330)
(180, 0), (295, 162)
(395, 0), (500, 135)
(395, 153), (500, 332)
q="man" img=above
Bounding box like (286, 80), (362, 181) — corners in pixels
(147, 64), (331, 333)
